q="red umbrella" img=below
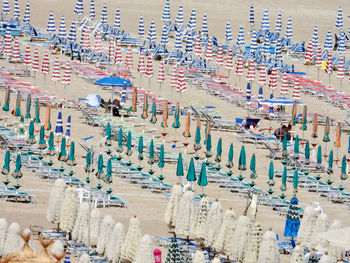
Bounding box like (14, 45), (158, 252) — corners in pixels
(108, 35), (115, 63)
(325, 52), (333, 85)
(115, 41), (122, 64)
(32, 49), (40, 73)
(157, 60), (165, 95)
(235, 53), (243, 76)
(137, 52), (145, 75)
(280, 73), (289, 96)
(170, 65), (178, 93)
(62, 62), (71, 98)
(24, 46), (31, 67)
(268, 67), (277, 90)
(125, 45), (133, 68)
(4, 28), (12, 58)
(304, 40), (313, 64)
(51, 57), (60, 82)
(194, 35), (201, 57)
(177, 67), (187, 93)
(41, 51), (50, 75)
(337, 56), (344, 91)
(145, 54), (153, 91)
(258, 62), (267, 85)
(315, 45), (322, 80)
(11, 38), (20, 62)
(292, 79), (300, 100)
(82, 28), (91, 50)
(225, 47), (234, 72)
(245, 59), (255, 81)
(93, 31), (103, 54)
(215, 45), (223, 66)
(206, 39), (213, 61)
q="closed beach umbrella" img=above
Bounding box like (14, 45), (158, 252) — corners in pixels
(341, 155), (348, 181)
(176, 153), (184, 177)
(150, 99), (157, 124)
(38, 126), (46, 150)
(89, 0), (95, 19)
(25, 94), (31, 119)
(11, 153), (22, 182)
(161, 101), (168, 128)
(100, 3), (107, 25)
(103, 158), (112, 185)
(316, 145), (322, 169)
(183, 113), (191, 138)
(172, 103), (180, 129)
(138, 16), (144, 38)
(2, 87), (10, 112)
(186, 158), (196, 182)
(13, 92), (21, 117)
(58, 136), (68, 162)
(34, 99), (40, 123)
(289, 101), (297, 126)
(294, 135), (300, 159)
(117, 128), (123, 153)
(55, 111), (63, 136)
(18, 116), (24, 138)
(249, 4), (254, 27)
(138, 136), (144, 160)
(225, 21), (233, 43)
(300, 105), (307, 131)
(47, 11), (56, 33)
(67, 141), (76, 166)
(204, 121), (211, 144)
(194, 125), (201, 151)
(293, 170), (299, 192)
(148, 140), (155, 165)
(126, 131), (132, 156)
(2, 0), (9, 16)
(327, 150), (333, 175)
(85, 148), (92, 173)
(226, 143), (233, 168)
(268, 161), (275, 187)
(96, 153), (104, 179)
(305, 141), (310, 164)
(105, 122), (112, 146)
(335, 122), (341, 148)
(197, 162), (208, 189)
(312, 113), (318, 138)
(283, 196), (300, 238)
(58, 16), (67, 38)
(13, 0), (20, 19)
(131, 87), (137, 112)
(215, 138), (222, 163)
(238, 145), (246, 171)
(158, 144), (165, 169)
(280, 166), (287, 191)
(250, 154), (256, 179)
(65, 115), (71, 138)
(27, 120), (36, 144)
(1, 150), (10, 176)
(141, 94), (148, 119)
(114, 8), (120, 30)
(48, 131), (55, 157)
(282, 133), (288, 157)
(205, 134), (212, 158)
(161, 0), (170, 22)
(323, 116), (330, 142)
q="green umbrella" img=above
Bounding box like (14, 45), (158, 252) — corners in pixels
(267, 161), (275, 186)
(186, 158), (196, 182)
(197, 162), (208, 189)
(323, 116), (330, 143)
(58, 136), (68, 162)
(327, 150), (333, 175)
(305, 141), (310, 164)
(47, 131), (55, 157)
(205, 133), (212, 158)
(67, 141), (77, 166)
(103, 158), (113, 184)
(12, 153), (22, 179)
(282, 133), (288, 157)
(34, 99), (40, 123)
(2, 87), (10, 112)
(138, 136), (144, 161)
(96, 153), (105, 179)
(194, 125), (201, 151)
(280, 166), (287, 191)
(316, 145), (322, 169)
(172, 103), (180, 129)
(38, 126), (46, 150)
(293, 170), (299, 192)
(148, 140), (155, 165)
(158, 144), (164, 169)
(215, 138), (222, 163)
(105, 122), (112, 146)
(85, 149), (92, 173)
(250, 154), (256, 179)
(300, 105), (307, 131)
(117, 128), (123, 153)
(204, 121), (210, 145)
(27, 120), (36, 144)
(25, 94), (31, 119)
(13, 92), (21, 117)
(341, 155), (348, 181)
(226, 143), (233, 168)
(289, 101), (297, 126)
(150, 99), (157, 124)
(126, 131), (132, 156)
(176, 153), (184, 177)
(238, 145), (246, 171)
(1, 150), (10, 176)
(294, 135), (300, 159)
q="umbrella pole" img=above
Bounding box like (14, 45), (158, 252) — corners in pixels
(53, 81), (56, 95)
(44, 74), (46, 90)
(159, 82), (162, 97)
(64, 84), (67, 100)
(340, 78), (343, 92)
(317, 69), (320, 81)
(148, 78), (151, 92)
(328, 74), (331, 87)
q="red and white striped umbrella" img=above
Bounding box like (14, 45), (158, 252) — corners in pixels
(4, 29), (12, 58)
(157, 60), (165, 83)
(235, 54), (243, 76)
(280, 73), (289, 96)
(108, 36), (115, 62)
(268, 67), (277, 90)
(292, 79), (300, 100)
(337, 56), (344, 80)
(82, 28), (91, 50)
(144, 54), (153, 78)
(125, 45), (133, 68)
(41, 52), (50, 74)
(115, 41), (122, 64)
(137, 52), (145, 75)
(315, 45), (322, 69)
(94, 31), (103, 54)
(32, 49), (40, 72)
(216, 45), (224, 66)
(170, 65), (178, 90)
(62, 63), (71, 86)
(258, 62), (267, 84)
(304, 40), (313, 64)
(11, 39), (20, 62)
(51, 57), (61, 82)
(225, 47), (234, 70)
(246, 60), (255, 81)
(325, 52), (333, 75)
(177, 67), (187, 93)
(24, 46), (31, 67)
(194, 35), (201, 57)
(206, 40), (213, 61)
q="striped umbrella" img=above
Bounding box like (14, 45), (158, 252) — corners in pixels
(24, 45), (31, 68)
(250, 30), (257, 53)
(206, 39), (213, 61)
(176, 153), (184, 177)
(246, 60), (255, 82)
(34, 98), (40, 123)
(13, 0), (20, 19)
(335, 6), (343, 30)
(23, 1), (30, 24)
(285, 17), (293, 41)
(236, 26), (245, 48)
(246, 82), (251, 104)
(137, 53), (145, 75)
(201, 13), (208, 36)
(161, 0), (170, 22)
(262, 35), (270, 57)
(11, 39), (20, 62)
(157, 60), (165, 92)
(268, 67), (277, 90)
(44, 106), (52, 131)
(304, 40), (313, 64)
(177, 68), (187, 93)
(2, 87), (10, 112)
(81, 28), (91, 50)
(338, 32), (346, 53)
(62, 63), (71, 98)
(114, 8), (120, 30)
(337, 56), (344, 91)
(183, 113), (191, 138)
(312, 26), (319, 48)
(52, 57), (60, 82)
(258, 86), (263, 110)
(275, 12), (282, 33)
(258, 62), (267, 84)
(94, 31), (103, 53)
(25, 94), (31, 119)
(188, 9), (196, 31)
(147, 20), (156, 43)
(170, 66), (178, 92)
(68, 21), (77, 42)
(55, 111), (63, 136)
(172, 102), (180, 129)
(185, 35), (193, 53)
(145, 54), (153, 87)
(89, 0), (95, 19)
(324, 30), (332, 50)
(215, 45), (223, 66)
(261, 9), (269, 31)
(225, 21), (233, 43)
(235, 53), (244, 76)
(2, 0), (9, 16)
(275, 38), (282, 61)
(124, 45), (133, 68)
(280, 73), (289, 96)
(292, 79), (300, 100)
(174, 31), (182, 50)
(115, 41), (122, 64)
(41, 52), (50, 75)
(138, 16), (145, 38)
(73, 0), (83, 16)
(107, 36), (115, 62)
(58, 16), (67, 38)
(226, 47), (234, 72)
(315, 45), (322, 80)
(249, 4), (254, 27)
(100, 3), (107, 25)
(161, 101), (168, 128)
(150, 99), (157, 124)
(65, 115), (71, 138)
(194, 35), (201, 56)
(4, 28), (12, 58)
(269, 92), (275, 116)
(161, 24), (169, 45)
(325, 52), (333, 85)
(175, 4), (183, 25)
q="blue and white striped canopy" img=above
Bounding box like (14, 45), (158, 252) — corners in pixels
(275, 12), (282, 33)
(138, 16), (145, 37)
(261, 9), (269, 31)
(338, 32), (346, 53)
(65, 115), (71, 137)
(275, 38), (282, 60)
(324, 29), (332, 50)
(175, 4), (184, 25)
(250, 30), (257, 53)
(312, 26), (319, 48)
(249, 5), (254, 26)
(68, 21), (77, 42)
(335, 6), (343, 30)
(100, 3), (108, 25)
(55, 111), (64, 136)
(114, 8), (120, 30)
(236, 26), (245, 47)
(258, 86), (263, 110)
(74, 0), (83, 16)
(246, 82), (251, 103)
(263, 35), (270, 56)
(121, 84), (127, 104)
(225, 21), (233, 42)
(47, 11), (56, 33)
(161, 0), (170, 22)
(2, 0), (10, 15)
(174, 31), (182, 50)
(90, 0), (95, 19)
(261, 97), (302, 106)
(185, 35), (193, 53)
(187, 9), (196, 31)
(23, 1), (30, 24)
(147, 20), (156, 43)
(161, 24), (169, 45)
(13, 0), (20, 19)
(58, 16), (67, 38)
(285, 17), (293, 40)
(201, 13), (208, 35)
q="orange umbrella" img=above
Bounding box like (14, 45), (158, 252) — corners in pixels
(311, 113), (318, 138)
(197, 117), (201, 130)
(161, 101), (168, 128)
(289, 101), (297, 126)
(335, 122), (341, 148)
(44, 106), (52, 131)
(205, 121), (211, 142)
(131, 87), (137, 112)
(141, 93), (148, 119)
(183, 113), (191, 137)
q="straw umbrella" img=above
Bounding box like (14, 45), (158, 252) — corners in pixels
(164, 183), (182, 230)
(312, 213), (329, 250)
(257, 229), (279, 263)
(214, 208), (236, 256)
(79, 254), (91, 263)
(135, 234), (154, 263)
(1, 150), (10, 185)
(226, 143), (234, 176)
(89, 208), (101, 247)
(290, 243), (304, 263)
(46, 178), (65, 225)
(191, 195), (209, 241)
(175, 190), (195, 238)
(193, 249), (206, 263)
(107, 222), (125, 263)
(121, 216), (142, 263)
(232, 215), (252, 261)
(244, 222), (263, 263)
(297, 206), (317, 248)
(204, 199), (223, 248)
(11, 153), (22, 189)
(60, 185), (78, 233)
(2, 222), (20, 256)
(97, 215), (115, 256)
(72, 202), (89, 243)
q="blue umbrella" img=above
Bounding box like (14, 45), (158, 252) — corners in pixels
(58, 16), (67, 38)
(2, 0), (9, 15)
(201, 13), (208, 36)
(175, 4), (184, 25)
(174, 31), (182, 50)
(249, 4), (254, 27)
(261, 9), (269, 31)
(65, 115), (71, 138)
(285, 17), (293, 41)
(236, 26), (245, 47)
(100, 3), (108, 25)
(246, 82), (251, 104)
(250, 30), (257, 53)
(335, 6), (343, 30)
(114, 8), (121, 30)
(258, 86), (263, 110)
(312, 26), (319, 48)
(47, 11), (56, 33)
(283, 196), (300, 238)
(68, 21), (77, 42)
(269, 93), (274, 115)
(324, 30), (333, 50)
(23, 1), (30, 24)
(275, 38), (282, 60)
(138, 16), (145, 38)
(147, 20), (156, 43)
(13, 0), (20, 19)
(73, 0), (83, 16)
(338, 32), (346, 53)
(187, 9), (196, 32)
(275, 12), (282, 33)
(225, 21), (233, 43)
(121, 83), (127, 104)
(89, 0), (95, 19)
(185, 35), (193, 53)
(95, 77), (132, 87)
(263, 35), (270, 56)
(55, 111), (63, 136)
(161, 0), (170, 22)
(161, 24), (169, 45)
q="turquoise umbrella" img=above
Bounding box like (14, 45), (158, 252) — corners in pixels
(194, 125), (201, 151)
(13, 92), (21, 117)
(25, 94), (31, 119)
(293, 170), (299, 193)
(126, 131), (132, 156)
(58, 136), (68, 162)
(105, 122), (112, 146)
(158, 144), (165, 180)
(226, 143), (233, 169)
(27, 120), (36, 144)
(34, 99), (40, 123)
(47, 131), (55, 157)
(2, 150), (10, 185)
(186, 158), (196, 182)
(138, 136), (144, 161)
(172, 102), (180, 129)
(205, 133), (212, 158)
(294, 135), (300, 159)
(280, 166), (287, 191)
(316, 145), (322, 169)
(268, 161), (275, 187)
(282, 133), (288, 157)
(215, 138), (222, 163)
(150, 99), (157, 124)
(67, 141), (77, 166)
(85, 149), (92, 174)
(323, 116), (330, 143)
(300, 105), (307, 131)
(148, 139), (155, 165)
(38, 126), (46, 150)
(238, 145), (246, 171)
(327, 150), (333, 175)
(96, 153), (104, 189)
(250, 154), (256, 179)
(341, 155), (348, 181)
(176, 153), (184, 177)
(103, 158), (113, 186)
(305, 141), (310, 164)
(2, 87), (10, 112)
(12, 153), (22, 189)
(116, 128), (123, 153)
(197, 162), (208, 193)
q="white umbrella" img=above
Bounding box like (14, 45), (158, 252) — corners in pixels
(193, 249), (206, 263)
(326, 220), (343, 259)
(319, 253), (335, 263)
(50, 239), (64, 256)
(79, 254), (91, 263)
(121, 216), (142, 262)
(60, 185), (78, 233)
(164, 183), (182, 230)
(244, 222), (263, 263)
(72, 202), (89, 243)
(135, 234), (154, 263)
(257, 230), (280, 263)
(89, 208), (102, 247)
(107, 222), (125, 263)
(232, 215), (252, 261)
(290, 244), (304, 263)
(297, 206), (317, 249)
(214, 208), (236, 255)
(46, 178), (66, 224)
(175, 190), (195, 237)
(97, 215), (115, 255)
(319, 227), (350, 251)
(314, 213), (329, 251)
(190, 196), (209, 241)
(0, 218), (8, 256)
(204, 200), (223, 248)
(2, 222), (21, 256)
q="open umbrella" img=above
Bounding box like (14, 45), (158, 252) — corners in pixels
(25, 94), (31, 119)
(38, 126), (46, 150)
(96, 153), (104, 189)
(186, 158), (196, 182)
(13, 92), (21, 117)
(294, 135), (300, 159)
(161, 101), (168, 128)
(141, 94), (148, 119)
(267, 161), (275, 194)
(150, 99), (157, 124)
(34, 99), (40, 123)
(183, 113), (191, 138)
(11, 153), (22, 189)
(215, 138), (222, 164)
(2, 87), (10, 112)
(27, 120), (36, 144)
(176, 153), (184, 179)
(2, 150), (10, 185)
(158, 144), (165, 180)
(197, 162), (208, 193)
